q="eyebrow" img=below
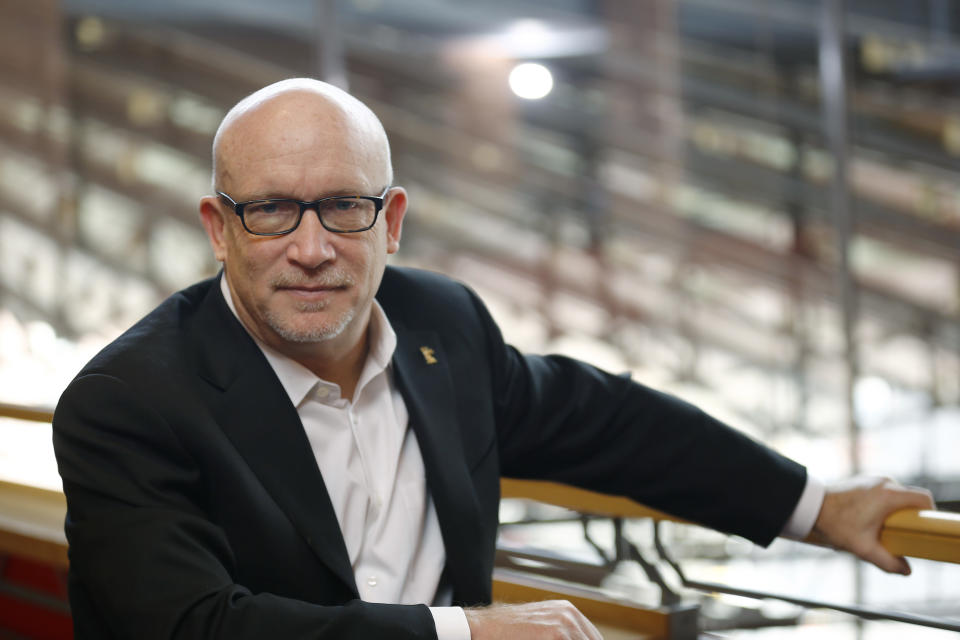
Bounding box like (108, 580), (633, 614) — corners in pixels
(241, 189), (369, 201)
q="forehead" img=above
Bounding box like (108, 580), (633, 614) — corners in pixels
(219, 92), (386, 196)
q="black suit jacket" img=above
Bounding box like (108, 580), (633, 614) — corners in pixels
(53, 267), (806, 639)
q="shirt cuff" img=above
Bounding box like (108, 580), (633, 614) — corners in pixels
(780, 474), (826, 540)
(429, 606), (471, 640)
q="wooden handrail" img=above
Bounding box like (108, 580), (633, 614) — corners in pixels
(0, 403), (64, 568)
(493, 568), (697, 639)
(0, 410), (956, 567)
(0, 402), (54, 423)
(501, 478), (687, 523)
(501, 478), (960, 566)
(880, 509), (960, 565)
(0, 480), (68, 569)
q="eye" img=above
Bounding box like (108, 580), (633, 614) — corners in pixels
(248, 201), (296, 216)
(333, 199), (359, 211)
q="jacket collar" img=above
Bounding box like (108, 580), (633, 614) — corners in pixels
(189, 270), (486, 603)
(386, 319), (487, 605)
(190, 277), (358, 596)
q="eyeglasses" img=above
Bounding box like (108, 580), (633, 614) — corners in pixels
(217, 187), (390, 236)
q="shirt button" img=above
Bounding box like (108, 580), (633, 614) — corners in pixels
(366, 575), (378, 588)
(316, 387), (330, 399)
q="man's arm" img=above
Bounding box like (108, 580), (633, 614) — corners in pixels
(472, 284), (935, 574)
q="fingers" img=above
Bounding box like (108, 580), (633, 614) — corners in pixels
(859, 544), (911, 575)
(888, 482), (935, 511)
(863, 480), (933, 575)
(466, 600), (604, 640)
(811, 476), (935, 575)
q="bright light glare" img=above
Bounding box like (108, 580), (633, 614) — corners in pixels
(506, 19), (551, 45)
(509, 63), (554, 100)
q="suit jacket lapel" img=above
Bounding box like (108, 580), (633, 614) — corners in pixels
(391, 327), (487, 604)
(191, 279), (358, 596)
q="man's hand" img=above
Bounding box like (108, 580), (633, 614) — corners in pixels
(806, 477), (934, 575)
(465, 600), (603, 640)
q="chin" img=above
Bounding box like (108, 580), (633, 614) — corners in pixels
(266, 308), (356, 344)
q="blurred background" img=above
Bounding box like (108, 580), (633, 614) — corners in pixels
(0, 0), (959, 637)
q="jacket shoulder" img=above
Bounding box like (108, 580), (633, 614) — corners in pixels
(377, 266), (483, 327)
(379, 265), (469, 297)
(75, 277), (219, 380)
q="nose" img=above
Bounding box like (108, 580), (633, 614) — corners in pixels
(285, 207), (336, 269)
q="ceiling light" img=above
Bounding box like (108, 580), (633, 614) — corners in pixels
(509, 62), (553, 100)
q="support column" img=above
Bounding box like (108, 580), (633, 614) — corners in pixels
(315, 0), (347, 89)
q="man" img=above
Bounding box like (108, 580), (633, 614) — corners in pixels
(53, 78), (932, 640)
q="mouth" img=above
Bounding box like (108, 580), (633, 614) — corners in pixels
(276, 283), (346, 301)
(271, 270), (354, 302)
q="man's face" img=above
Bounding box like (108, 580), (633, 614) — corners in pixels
(200, 94), (405, 357)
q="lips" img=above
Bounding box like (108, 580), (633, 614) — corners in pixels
(278, 284), (344, 300)
(270, 269), (355, 305)
(271, 270), (354, 291)
(281, 284), (341, 292)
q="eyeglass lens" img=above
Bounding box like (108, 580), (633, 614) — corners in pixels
(243, 198), (376, 234)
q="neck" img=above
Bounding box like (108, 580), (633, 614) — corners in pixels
(222, 275), (372, 401)
(290, 327), (370, 401)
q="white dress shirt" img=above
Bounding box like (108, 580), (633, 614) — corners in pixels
(220, 276), (823, 638)
(782, 475), (824, 540)
(220, 276), (469, 640)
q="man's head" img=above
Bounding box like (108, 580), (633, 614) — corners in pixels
(199, 78), (407, 365)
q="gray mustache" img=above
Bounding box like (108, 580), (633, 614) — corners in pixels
(271, 270), (355, 289)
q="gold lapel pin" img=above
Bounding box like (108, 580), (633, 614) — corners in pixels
(420, 346), (438, 365)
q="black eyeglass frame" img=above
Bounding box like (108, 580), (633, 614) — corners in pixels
(216, 186), (391, 236)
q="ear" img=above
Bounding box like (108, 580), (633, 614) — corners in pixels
(199, 195), (229, 262)
(382, 187), (407, 255)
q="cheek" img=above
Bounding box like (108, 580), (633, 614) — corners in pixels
(356, 240), (387, 284)
(364, 228), (390, 265)
(238, 237), (282, 275)
(227, 239), (282, 298)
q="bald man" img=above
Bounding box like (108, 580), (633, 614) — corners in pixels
(53, 78), (932, 640)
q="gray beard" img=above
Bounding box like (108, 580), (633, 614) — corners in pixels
(264, 268), (356, 343)
(264, 305), (355, 344)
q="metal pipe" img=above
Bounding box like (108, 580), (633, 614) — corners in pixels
(315, 0), (347, 89)
(653, 522), (960, 633)
(818, 0), (864, 623)
(819, 0), (859, 474)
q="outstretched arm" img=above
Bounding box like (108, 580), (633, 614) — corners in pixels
(805, 477), (935, 574)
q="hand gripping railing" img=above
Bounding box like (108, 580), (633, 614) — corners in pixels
(499, 478), (960, 635)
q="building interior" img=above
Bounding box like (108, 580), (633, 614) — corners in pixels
(0, 0), (959, 637)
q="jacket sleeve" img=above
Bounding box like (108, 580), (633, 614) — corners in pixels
(462, 286), (808, 547)
(53, 372), (437, 640)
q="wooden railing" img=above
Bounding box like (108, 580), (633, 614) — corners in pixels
(881, 509), (960, 565)
(492, 569), (698, 640)
(0, 403), (67, 570)
(500, 478), (960, 566)
(3, 403), (960, 637)
(499, 478), (960, 636)
(0, 480), (68, 569)
(0, 401), (54, 423)
(4, 403), (960, 566)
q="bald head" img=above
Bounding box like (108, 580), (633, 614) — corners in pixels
(212, 78), (393, 193)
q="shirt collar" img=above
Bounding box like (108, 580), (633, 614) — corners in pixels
(219, 273), (397, 408)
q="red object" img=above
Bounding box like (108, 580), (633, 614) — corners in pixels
(0, 555), (73, 639)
